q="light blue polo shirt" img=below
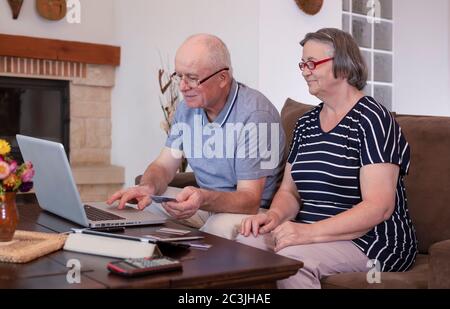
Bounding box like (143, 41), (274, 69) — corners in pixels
(165, 80), (286, 207)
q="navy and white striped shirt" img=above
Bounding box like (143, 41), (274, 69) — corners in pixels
(288, 96), (417, 272)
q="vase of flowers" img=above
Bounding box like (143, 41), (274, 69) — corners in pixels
(0, 139), (35, 242)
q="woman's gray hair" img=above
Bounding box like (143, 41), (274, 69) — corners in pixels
(300, 28), (367, 90)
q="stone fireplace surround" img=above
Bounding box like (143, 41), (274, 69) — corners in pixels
(0, 34), (124, 201)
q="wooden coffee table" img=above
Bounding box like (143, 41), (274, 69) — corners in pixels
(0, 194), (302, 289)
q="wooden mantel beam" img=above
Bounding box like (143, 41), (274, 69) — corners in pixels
(0, 34), (120, 66)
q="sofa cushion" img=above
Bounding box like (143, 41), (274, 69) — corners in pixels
(280, 98), (315, 148)
(320, 254), (429, 289)
(396, 115), (450, 253)
(429, 239), (450, 288)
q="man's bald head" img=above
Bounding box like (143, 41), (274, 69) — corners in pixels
(176, 34), (233, 76)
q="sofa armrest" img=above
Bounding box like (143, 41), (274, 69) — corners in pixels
(134, 175), (142, 185)
(134, 172), (198, 188)
(168, 172), (198, 188)
(429, 239), (450, 288)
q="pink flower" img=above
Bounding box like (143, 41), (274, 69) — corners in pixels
(9, 160), (17, 173)
(0, 161), (10, 180)
(21, 167), (35, 182)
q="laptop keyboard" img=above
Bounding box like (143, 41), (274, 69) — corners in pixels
(84, 205), (125, 221)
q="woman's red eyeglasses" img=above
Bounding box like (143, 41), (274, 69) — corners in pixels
(299, 57), (334, 71)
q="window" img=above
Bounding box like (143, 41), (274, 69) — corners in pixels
(343, 0), (393, 110)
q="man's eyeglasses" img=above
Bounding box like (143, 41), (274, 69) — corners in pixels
(298, 57), (334, 71)
(171, 68), (230, 88)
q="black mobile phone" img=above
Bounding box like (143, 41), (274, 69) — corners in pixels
(107, 257), (182, 277)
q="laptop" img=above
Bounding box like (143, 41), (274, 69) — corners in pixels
(16, 134), (166, 228)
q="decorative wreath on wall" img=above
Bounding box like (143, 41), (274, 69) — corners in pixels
(36, 0), (67, 21)
(295, 0), (324, 15)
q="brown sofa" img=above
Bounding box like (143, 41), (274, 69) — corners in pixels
(148, 98), (450, 289)
(281, 98), (450, 289)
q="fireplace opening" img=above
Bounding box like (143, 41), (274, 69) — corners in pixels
(0, 77), (70, 162)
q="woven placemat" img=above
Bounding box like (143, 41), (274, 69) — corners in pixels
(0, 230), (68, 263)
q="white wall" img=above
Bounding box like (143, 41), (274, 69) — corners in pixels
(112, 0), (343, 186)
(0, 0), (116, 45)
(394, 0), (450, 116)
(112, 0), (259, 186)
(258, 0), (342, 110)
(3, 0), (449, 188)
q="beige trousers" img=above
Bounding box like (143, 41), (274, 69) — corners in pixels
(236, 233), (370, 289)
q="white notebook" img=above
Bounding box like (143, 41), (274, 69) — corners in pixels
(63, 233), (158, 259)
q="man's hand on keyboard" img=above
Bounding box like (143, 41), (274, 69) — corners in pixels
(107, 185), (155, 210)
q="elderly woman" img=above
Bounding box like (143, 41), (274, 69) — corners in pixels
(237, 28), (418, 289)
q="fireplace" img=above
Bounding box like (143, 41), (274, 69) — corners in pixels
(0, 76), (70, 162)
(0, 34), (124, 201)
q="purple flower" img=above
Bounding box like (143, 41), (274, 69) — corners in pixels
(19, 181), (33, 193)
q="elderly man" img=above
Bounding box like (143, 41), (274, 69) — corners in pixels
(107, 34), (285, 239)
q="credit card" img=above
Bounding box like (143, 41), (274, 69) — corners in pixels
(158, 228), (191, 235)
(151, 195), (177, 203)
